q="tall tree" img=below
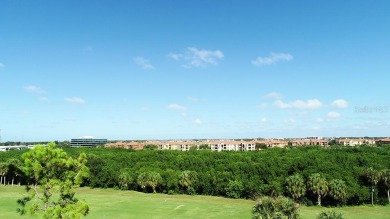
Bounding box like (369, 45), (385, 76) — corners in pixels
(137, 172), (149, 191)
(137, 171), (162, 193)
(285, 174), (306, 202)
(308, 173), (328, 206)
(148, 172), (162, 193)
(118, 170), (133, 190)
(328, 179), (347, 205)
(7, 158), (22, 186)
(0, 162), (8, 185)
(381, 169), (390, 204)
(17, 143), (90, 218)
(364, 167), (381, 206)
(178, 170), (197, 194)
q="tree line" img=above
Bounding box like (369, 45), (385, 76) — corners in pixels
(1, 144), (390, 206)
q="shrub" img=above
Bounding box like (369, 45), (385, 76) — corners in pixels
(317, 210), (345, 219)
(252, 196), (300, 219)
(225, 180), (244, 199)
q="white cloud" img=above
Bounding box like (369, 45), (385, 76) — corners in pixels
(332, 99), (348, 108)
(168, 47), (224, 68)
(168, 104), (187, 111)
(260, 117), (267, 123)
(274, 99), (323, 109)
(327, 111), (340, 119)
(263, 92), (283, 99)
(194, 118), (202, 125)
(65, 97), (85, 104)
(252, 52), (293, 66)
(23, 85), (45, 94)
(133, 57), (154, 70)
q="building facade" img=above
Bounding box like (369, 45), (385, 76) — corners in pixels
(70, 137), (107, 147)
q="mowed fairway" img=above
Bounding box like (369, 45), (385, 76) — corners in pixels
(1, 185), (390, 219)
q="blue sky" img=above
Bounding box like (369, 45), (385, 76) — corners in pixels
(1, 1), (390, 141)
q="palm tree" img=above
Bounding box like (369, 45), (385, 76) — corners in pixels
(118, 171), (132, 190)
(137, 172), (149, 190)
(178, 170), (197, 194)
(7, 159), (22, 186)
(285, 174), (306, 203)
(0, 163), (8, 185)
(308, 173), (328, 206)
(148, 172), (162, 193)
(364, 167), (381, 206)
(137, 171), (162, 193)
(381, 169), (390, 204)
(328, 179), (347, 205)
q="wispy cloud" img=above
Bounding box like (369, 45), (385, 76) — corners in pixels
(274, 99), (323, 109)
(168, 104), (187, 111)
(263, 92), (283, 99)
(23, 85), (45, 94)
(194, 118), (202, 125)
(168, 47), (224, 68)
(39, 97), (49, 102)
(257, 103), (268, 109)
(0, 63), (4, 69)
(284, 118), (297, 125)
(252, 53), (293, 66)
(133, 57), (155, 70)
(65, 97), (85, 104)
(332, 99), (348, 108)
(327, 111), (340, 119)
(187, 96), (199, 102)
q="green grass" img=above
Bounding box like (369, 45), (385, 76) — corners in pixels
(1, 185), (389, 218)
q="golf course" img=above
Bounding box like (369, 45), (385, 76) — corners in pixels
(1, 185), (389, 219)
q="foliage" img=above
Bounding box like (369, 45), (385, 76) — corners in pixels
(285, 174), (306, 202)
(178, 170), (197, 194)
(316, 210), (345, 219)
(143, 144), (158, 150)
(328, 179), (347, 205)
(198, 144), (210, 150)
(255, 143), (268, 150)
(380, 169), (390, 204)
(137, 171), (162, 193)
(225, 180), (244, 199)
(17, 143), (90, 218)
(364, 167), (381, 206)
(118, 169), (133, 190)
(0, 162), (8, 185)
(308, 173), (328, 206)
(2, 144), (390, 206)
(252, 196), (300, 219)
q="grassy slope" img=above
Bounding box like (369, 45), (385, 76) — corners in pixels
(1, 185), (389, 219)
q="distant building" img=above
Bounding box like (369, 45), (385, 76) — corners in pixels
(70, 136), (107, 147)
(336, 138), (373, 146)
(105, 141), (144, 150)
(375, 138), (390, 146)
